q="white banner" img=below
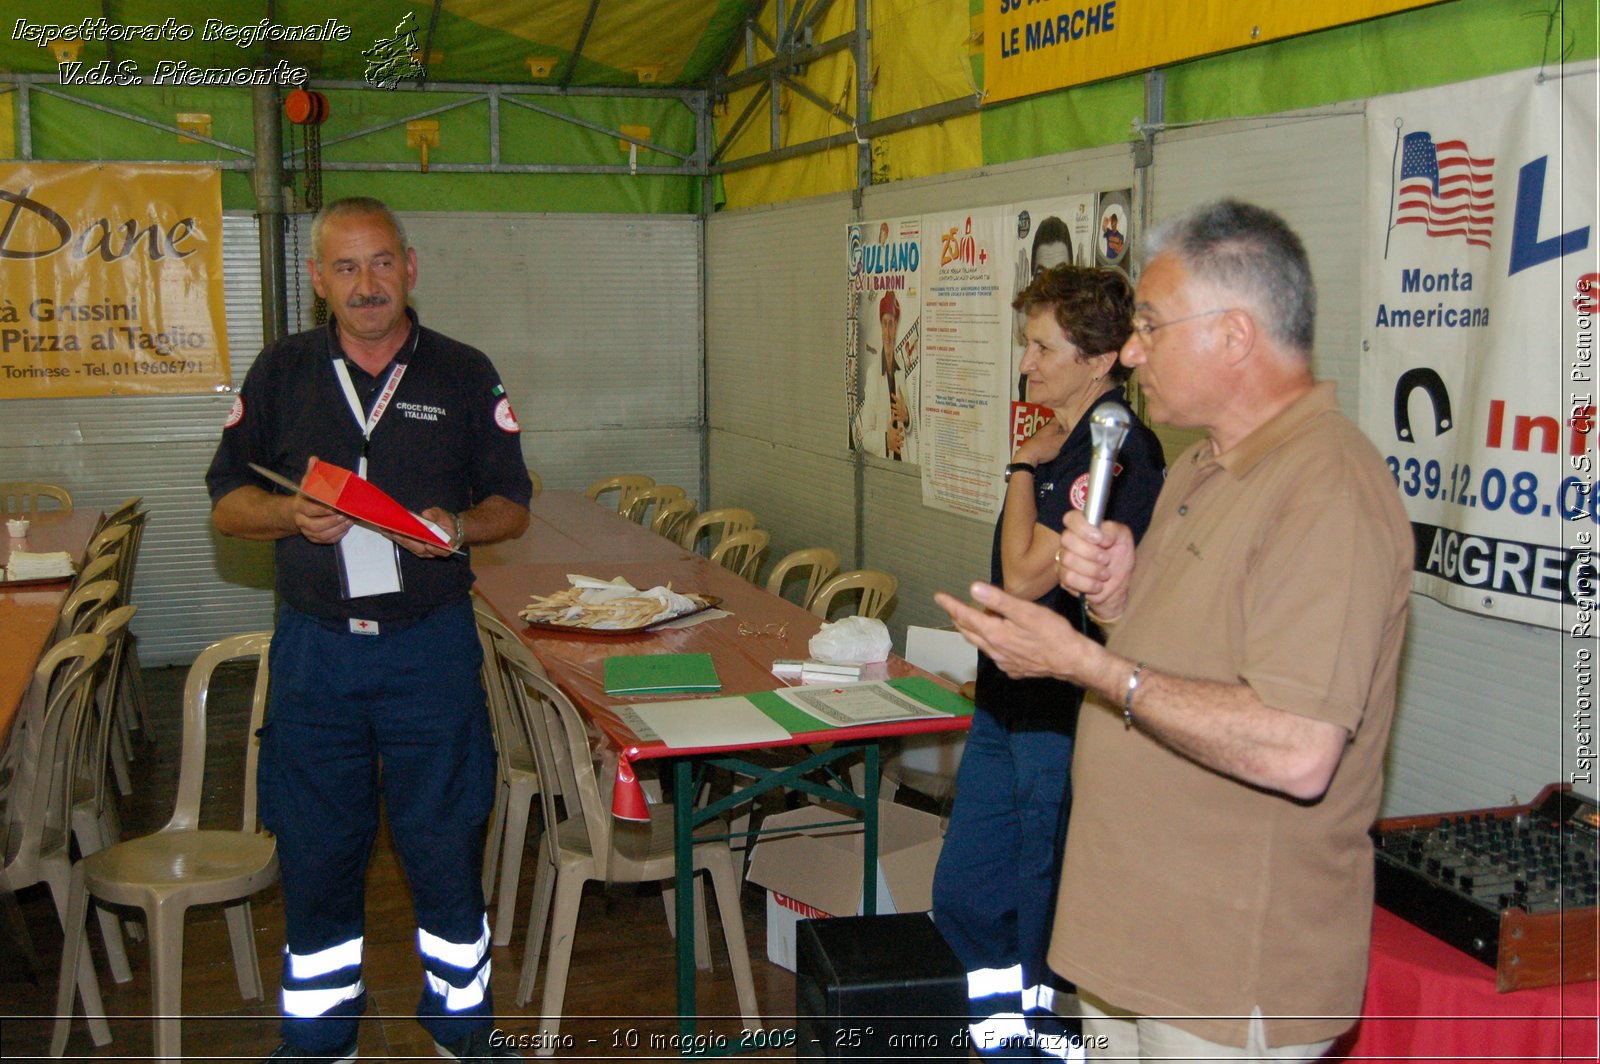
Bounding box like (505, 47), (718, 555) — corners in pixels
(919, 210), (1011, 519)
(1362, 66), (1598, 631)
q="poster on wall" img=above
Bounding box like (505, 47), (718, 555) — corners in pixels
(847, 217), (922, 464)
(1361, 66), (1598, 632)
(919, 210), (1011, 519)
(1007, 196), (1097, 453)
(0, 162), (230, 399)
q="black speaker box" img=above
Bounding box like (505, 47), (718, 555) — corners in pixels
(794, 912), (968, 1061)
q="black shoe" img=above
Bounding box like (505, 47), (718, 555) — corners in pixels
(261, 1039), (358, 1064)
(434, 1026), (523, 1060)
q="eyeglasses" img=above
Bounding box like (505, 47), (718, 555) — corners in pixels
(1129, 307), (1229, 341)
(737, 621), (788, 639)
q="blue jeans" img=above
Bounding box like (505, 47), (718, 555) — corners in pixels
(933, 705), (1076, 1058)
(258, 598), (497, 1054)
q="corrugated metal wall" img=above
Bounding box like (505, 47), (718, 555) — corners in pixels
(0, 210), (703, 665)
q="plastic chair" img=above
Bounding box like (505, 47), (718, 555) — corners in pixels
(650, 498), (697, 543)
(71, 553), (120, 591)
(709, 528), (770, 582)
(99, 497), (142, 527)
(1, 481), (73, 515)
(678, 507), (756, 554)
(472, 595), (546, 947)
(494, 644), (759, 1050)
(810, 569), (898, 620)
(527, 469), (543, 498)
(55, 579), (120, 642)
(0, 634), (111, 1049)
(51, 632), (279, 1061)
(583, 474), (654, 514)
(621, 484), (688, 526)
(765, 547), (841, 609)
(83, 522), (131, 568)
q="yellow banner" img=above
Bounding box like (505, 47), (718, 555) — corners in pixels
(982, 0), (1438, 105)
(0, 163), (229, 399)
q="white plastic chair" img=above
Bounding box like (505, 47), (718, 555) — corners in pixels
(51, 632), (279, 1060)
(493, 641), (759, 1051)
(765, 547), (841, 609)
(810, 568), (898, 620)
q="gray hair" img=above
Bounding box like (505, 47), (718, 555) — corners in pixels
(1143, 200), (1315, 357)
(310, 197), (409, 264)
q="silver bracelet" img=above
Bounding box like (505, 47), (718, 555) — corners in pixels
(449, 511), (465, 550)
(1124, 661), (1147, 730)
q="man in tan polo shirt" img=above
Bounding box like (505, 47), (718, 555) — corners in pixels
(938, 199), (1412, 1062)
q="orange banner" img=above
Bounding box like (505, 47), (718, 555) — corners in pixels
(0, 163), (229, 398)
(982, 0), (1438, 105)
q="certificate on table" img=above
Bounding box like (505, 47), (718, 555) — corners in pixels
(629, 695), (793, 749)
(775, 680), (956, 728)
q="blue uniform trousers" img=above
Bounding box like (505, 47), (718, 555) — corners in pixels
(933, 705), (1077, 1059)
(258, 598), (497, 1055)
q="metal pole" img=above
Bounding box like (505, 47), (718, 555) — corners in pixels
(252, 84), (288, 345)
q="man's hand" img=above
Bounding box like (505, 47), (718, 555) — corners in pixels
(1056, 512), (1136, 621)
(934, 582), (1095, 683)
(890, 391), (909, 427)
(385, 506), (457, 558)
(887, 424), (906, 456)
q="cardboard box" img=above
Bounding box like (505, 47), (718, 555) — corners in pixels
(745, 800), (945, 971)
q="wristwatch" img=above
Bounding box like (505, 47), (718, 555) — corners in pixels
(1004, 462), (1036, 483)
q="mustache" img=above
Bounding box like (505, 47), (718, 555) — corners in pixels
(347, 294), (390, 308)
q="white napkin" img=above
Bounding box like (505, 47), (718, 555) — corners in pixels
(5, 550), (75, 580)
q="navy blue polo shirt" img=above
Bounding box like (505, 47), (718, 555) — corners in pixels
(977, 389), (1165, 732)
(206, 309), (533, 623)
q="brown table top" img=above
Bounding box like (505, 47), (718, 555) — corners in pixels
(0, 509), (102, 746)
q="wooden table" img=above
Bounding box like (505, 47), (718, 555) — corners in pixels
(0, 510), (101, 746)
(472, 493), (971, 1043)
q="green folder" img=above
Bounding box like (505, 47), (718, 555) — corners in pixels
(604, 652), (722, 695)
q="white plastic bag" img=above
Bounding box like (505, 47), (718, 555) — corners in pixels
(808, 615), (892, 664)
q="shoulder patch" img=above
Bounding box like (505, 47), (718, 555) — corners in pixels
(224, 395), (245, 429)
(493, 397), (521, 433)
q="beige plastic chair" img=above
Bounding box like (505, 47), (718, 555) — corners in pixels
(621, 484), (688, 526)
(810, 569), (898, 620)
(678, 507), (756, 554)
(52, 632), (279, 1061)
(99, 497), (142, 527)
(83, 522), (131, 568)
(55, 579), (120, 642)
(1, 481), (73, 515)
(765, 547), (841, 610)
(527, 469), (543, 498)
(472, 595), (546, 947)
(495, 644), (759, 1049)
(650, 497), (697, 543)
(1, 634), (112, 1050)
(583, 474), (654, 514)
(709, 528), (770, 582)
(71, 553), (120, 591)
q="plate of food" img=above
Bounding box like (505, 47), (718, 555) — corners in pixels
(517, 578), (721, 635)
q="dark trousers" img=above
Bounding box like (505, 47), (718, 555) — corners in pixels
(933, 705), (1077, 1058)
(258, 597), (497, 1054)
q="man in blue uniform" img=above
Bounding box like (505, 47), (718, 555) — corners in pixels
(206, 197), (532, 1063)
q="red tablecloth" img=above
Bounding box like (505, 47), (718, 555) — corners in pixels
(1333, 906), (1598, 1062)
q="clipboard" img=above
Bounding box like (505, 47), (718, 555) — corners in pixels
(248, 459), (459, 552)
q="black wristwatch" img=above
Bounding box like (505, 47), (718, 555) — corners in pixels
(1004, 462), (1036, 483)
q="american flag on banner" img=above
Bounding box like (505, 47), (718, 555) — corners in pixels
(1392, 131), (1495, 248)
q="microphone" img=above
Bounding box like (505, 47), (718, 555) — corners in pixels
(1082, 401), (1132, 526)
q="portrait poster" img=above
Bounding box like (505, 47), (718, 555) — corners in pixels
(847, 217), (922, 465)
(1362, 66), (1597, 631)
(0, 162), (230, 398)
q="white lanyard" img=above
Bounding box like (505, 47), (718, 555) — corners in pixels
(332, 359), (406, 478)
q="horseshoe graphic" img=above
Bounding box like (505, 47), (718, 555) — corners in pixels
(1394, 368), (1452, 442)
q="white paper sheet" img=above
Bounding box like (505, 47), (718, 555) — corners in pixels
(630, 695), (792, 750)
(774, 681), (953, 728)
